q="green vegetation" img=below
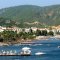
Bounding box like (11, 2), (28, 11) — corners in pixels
(0, 30), (17, 42)
(36, 29), (54, 36)
(0, 29), (54, 42)
(0, 5), (60, 27)
(48, 31), (54, 36)
(56, 31), (60, 35)
(17, 32), (35, 40)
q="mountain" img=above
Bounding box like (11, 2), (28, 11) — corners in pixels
(0, 5), (60, 27)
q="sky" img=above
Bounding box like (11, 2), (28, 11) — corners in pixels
(0, 0), (60, 9)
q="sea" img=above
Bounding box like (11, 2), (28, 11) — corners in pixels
(0, 38), (60, 60)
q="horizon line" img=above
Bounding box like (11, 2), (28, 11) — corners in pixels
(0, 4), (60, 9)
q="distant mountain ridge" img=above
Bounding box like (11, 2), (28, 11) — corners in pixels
(0, 5), (60, 27)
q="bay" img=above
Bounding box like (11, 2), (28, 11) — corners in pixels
(0, 38), (60, 60)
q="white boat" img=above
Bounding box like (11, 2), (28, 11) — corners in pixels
(58, 46), (60, 48)
(35, 52), (45, 55)
(20, 47), (31, 56)
(0, 50), (17, 56)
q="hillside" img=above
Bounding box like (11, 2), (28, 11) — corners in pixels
(0, 5), (60, 27)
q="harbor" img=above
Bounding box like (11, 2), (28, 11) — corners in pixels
(0, 47), (45, 56)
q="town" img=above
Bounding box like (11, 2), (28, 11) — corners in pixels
(0, 25), (60, 44)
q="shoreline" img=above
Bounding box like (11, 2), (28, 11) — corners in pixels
(0, 35), (60, 46)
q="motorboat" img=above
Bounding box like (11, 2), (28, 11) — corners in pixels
(58, 46), (60, 48)
(20, 47), (31, 56)
(35, 52), (45, 55)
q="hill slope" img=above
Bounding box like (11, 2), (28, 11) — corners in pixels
(0, 5), (60, 27)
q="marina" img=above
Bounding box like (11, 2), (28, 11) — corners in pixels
(0, 47), (45, 56)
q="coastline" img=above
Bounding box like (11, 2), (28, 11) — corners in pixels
(0, 35), (60, 46)
(0, 42), (8, 46)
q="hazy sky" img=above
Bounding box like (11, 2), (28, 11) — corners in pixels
(0, 0), (60, 9)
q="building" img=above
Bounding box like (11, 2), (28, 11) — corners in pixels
(0, 26), (6, 32)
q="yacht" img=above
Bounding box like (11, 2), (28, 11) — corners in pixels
(20, 47), (31, 56)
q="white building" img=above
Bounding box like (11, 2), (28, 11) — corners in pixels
(24, 28), (30, 33)
(31, 27), (38, 32)
(6, 27), (22, 33)
(12, 27), (22, 33)
(0, 26), (6, 32)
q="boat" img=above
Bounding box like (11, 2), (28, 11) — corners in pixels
(58, 46), (60, 48)
(0, 47), (31, 56)
(20, 47), (31, 56)
(0, 50), (17, 56)
(35, 52), (45, 55)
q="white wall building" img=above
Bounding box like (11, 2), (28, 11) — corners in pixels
(31, 27), (38, 32)
(0, 26), (6, 32)
(24, 28), (30, 33)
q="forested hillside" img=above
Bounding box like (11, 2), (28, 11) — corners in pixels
(0, 5), (60, 27)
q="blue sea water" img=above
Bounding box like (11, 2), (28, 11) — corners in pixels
(0, 38), (60, 60)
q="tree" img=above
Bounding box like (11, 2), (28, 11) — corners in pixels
(48, 31), (54, 36)
(56, 31), (60, 35)
(41, 30), (47, 36)
(2, 30), (17, 42)
(36, 29), (41, 36)
(29, 28), (33, 35)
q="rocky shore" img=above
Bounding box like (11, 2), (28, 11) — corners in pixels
(0, 35), (60, 46)
(0, 42), (8, 46)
